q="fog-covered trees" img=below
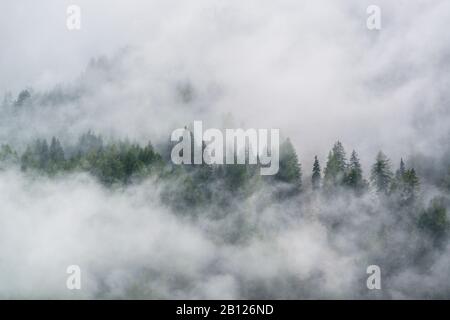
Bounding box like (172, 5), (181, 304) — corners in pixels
(370, 151), (393, 195)
(2, 133), (448, 244)
(14, 89), (31, 107)
(6, 135), (427, 202)
(0, 144), (18, 167)
(312, 156), (321, 190)
(0, 134), (432, 206)
(323, 141), (347, 189)
(419, 197), (448, 243)
(17, 134), (162, 184)
(345, 150), (367, 194)
(275, 138), (302, 193)
(390, 159), (420, 205)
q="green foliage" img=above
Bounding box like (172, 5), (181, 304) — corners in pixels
(418, 197), (448, 241)
(345, 150), (367, 194)
(275, 138), (302, 193)
(391, 159), (420, 205)
(370, 151), (393, 195)
(323, 141), (347, 189)
(311, 155), (321, 190)
(4, 134), (434, 214)
(77, 131), (104, 155)
(225, 164), (251, 190)
(401, 169), (420, 203)
(21, 139), (50, 171)
(19, 133), (162, 184)
(0, 144), (18, 168)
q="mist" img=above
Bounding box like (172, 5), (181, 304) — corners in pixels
(0, 0), (449, 299)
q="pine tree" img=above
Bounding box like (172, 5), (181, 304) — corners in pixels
(49, 137), (65, 162)
(370, 151), (393, 195)
(47, 137), (66, 173)
(346, 150), (366, 193)
(311, 155), (321, 190)
(397, 158), (406, 179)
(77, 131), (103, 155)
(401, 168), (420, 204)
(139, 142), (156, 165)
(275, 138), (302, 192)
(418, 197), (448, 243)
(0, 144), (18, 168)
(323, 141), (347, 188)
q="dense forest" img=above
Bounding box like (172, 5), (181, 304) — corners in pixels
(1, 59), (449, 298)
(1, 129), (448, 248)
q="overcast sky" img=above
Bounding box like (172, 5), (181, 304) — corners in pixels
(1, 0), (449, 299)
(1, 0), (449, 168)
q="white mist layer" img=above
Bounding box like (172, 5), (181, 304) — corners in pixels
(0, 169), (448, 299)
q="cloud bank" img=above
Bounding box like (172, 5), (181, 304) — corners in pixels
(0, 0), (449, 299)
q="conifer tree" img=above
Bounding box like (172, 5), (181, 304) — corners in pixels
(0, 144), (17, 163)
(323, 141), (347, 188)
(397, 158), (406, 178)
(275, 138), (302, 192)
(49, 137), (65, 163)
(346, 150), (366, 193)
(401, 168), (420, 204)
(370, 151), (393, 194)
(312, 155), (321, 190)
(418, 197), (448, 243)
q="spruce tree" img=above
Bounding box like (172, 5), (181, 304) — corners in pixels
(49, 137), (65, 163)
(48, 137), (66, 173)
(370, 151), (393, 195)
(346, 150), (366, 193)
(312, 155), (321, 190)
(401, 168), (420, 204)
(0, 144), (18, 163)
(275, 138), (302, 192)
(397, 158), (406, 178)
(418, 197), (448, 244)
(323, 141), (347, 188)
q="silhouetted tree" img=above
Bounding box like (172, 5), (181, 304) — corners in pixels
(275, 138), (302, 192)
(312, 156), (321, 190)
(345, 150), (367, 194)
(370, 151), (393, 195)
(323, 141), (347, 189)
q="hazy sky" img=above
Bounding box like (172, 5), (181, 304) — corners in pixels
(1, 0), (449, 168)
(0, 1), (449, 299)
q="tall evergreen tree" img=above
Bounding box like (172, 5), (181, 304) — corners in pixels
(311, 155), (321, 190)
(77, 131), (103, 155)
(323, 141), (347, 188)
(49, 137), (65, 163)
(418, 197), (448, 244)
(346, 150), (366, 193)
(48, 137), (66, 173)
(401, 168), (420, 204)
(397, 158), (406, 178)
(0, 144), (18, 169)
(275, 138), (302, 192)
(370, 151), (393, 195)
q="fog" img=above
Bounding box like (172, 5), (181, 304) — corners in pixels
(0, 0), (449, 299)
